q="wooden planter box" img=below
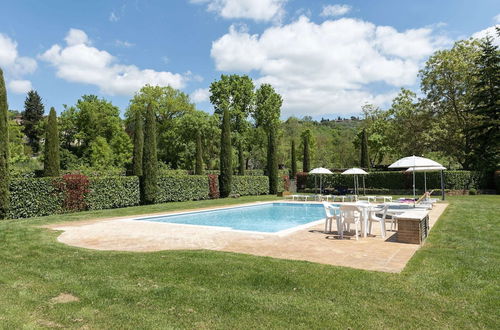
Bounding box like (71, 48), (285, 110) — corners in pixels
(395, 211), (430, 244)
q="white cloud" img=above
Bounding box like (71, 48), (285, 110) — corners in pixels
(0, 33), (37, 76)
(8, 79), (32, 94)
(211, 16), (450, 115)
(494, 14), (500, 24)
(115, 40), (134, 48)
(472, 25), (500, 46)
(190, 88), (210, 102)
(39, 28), (187, 96)
(191, 0), (287, 22)
(109, 11), (119, 22)
(320, 4), (351, 17)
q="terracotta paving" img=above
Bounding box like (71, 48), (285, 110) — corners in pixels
(45, 202), (448, 273)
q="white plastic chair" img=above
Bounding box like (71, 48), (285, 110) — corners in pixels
(339, 205), (362, 240)
(322, 202), (340, 234)
(368, 205), (389, 238)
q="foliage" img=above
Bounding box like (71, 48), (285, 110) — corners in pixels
(142, 104), (158, 204)
(8, 112), (30, 164)
(86, 176), (140, 210)
(210, 74), (254, 175)
(89, 137), (114, 169)
(301, 129), (312, 172)
(8, 177), (63, 219)
(53, 174), (90, 212)
(22, 90), (44, 153)
(231, 176), (269, 196)
(132, 109), (144, 176)
(156, 176), (209, 202)
(359, 128), (369, 168)
(219, 106), (232, 198)
(43, 107), (60, 176)
(290, 140), (297, 178)
(254, 84), (282, 194)
(208, 174), (220, 199)
(195, 131), (203, 175)
(0, 68), (9, 219)
(468, 34), (500, 173)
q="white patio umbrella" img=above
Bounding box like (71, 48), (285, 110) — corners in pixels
(406, 166), (446, 199)
(341, 168), (368, 196)
(309, 167), (333, 194)
(389, 156), (444, 201)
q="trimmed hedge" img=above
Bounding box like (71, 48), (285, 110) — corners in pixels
(302, 170), (481, 191)
(156, 176), (209, 202)
(9, 178), (63, 219)
(231, 176), (269, 196)
(86, 176), (140, 210)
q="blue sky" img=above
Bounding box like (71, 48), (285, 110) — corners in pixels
(0, 0), (499, 119)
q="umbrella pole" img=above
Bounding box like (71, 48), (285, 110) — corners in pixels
(424, 172), (427, 193)
(413, 169), (416, 206)
(440, 170), (445, 201)
(363, 176), (366, 195)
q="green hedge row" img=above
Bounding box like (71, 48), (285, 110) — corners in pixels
(231, 176), (269, 196)
(156, 176), (209, 202)
(304, 170), (481, 190)
(86, 177), (140, 210)
(8, 178), (63, 219)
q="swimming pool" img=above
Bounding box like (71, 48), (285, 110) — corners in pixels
(134, 202), (329, 234)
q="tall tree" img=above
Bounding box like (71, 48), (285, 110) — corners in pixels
(469, 34), (500, 173)
(360, 128), (370, 168)
(254, 84), (282, 194)
(291, 139), (297, 178)
(219, 106), (232, 197)
(141, 104), (158, 204)
(210, 74), (254, 175)
(419, 39), (482, 168)
(22, 90), (44, 153)
(132, 110), (144, 176)
(195, 130), (203, 175)
(0, 68), (9, 219)
(43, 107), (60, 176)
(301, 129), (312, 172)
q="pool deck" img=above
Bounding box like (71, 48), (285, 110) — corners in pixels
(45, 201), (448, 273)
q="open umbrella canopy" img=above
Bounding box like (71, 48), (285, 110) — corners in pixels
(389, 156), (443, 168)
(341, 168), (368, 175)
(405, 166), (446, 172)
(310, 167), (333, 174)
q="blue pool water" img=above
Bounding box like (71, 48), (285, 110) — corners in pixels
(135, 203), (329, 233)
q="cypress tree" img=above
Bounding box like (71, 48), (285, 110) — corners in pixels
(195, 130), (203, 175)
(360, 128), (370, 168)
(219, 107), (232, 198)
(268, 129), (278, 194)
(291, 139), (297, 178)
(238, 141), (245, 175)
(132, 110), (144, 177)
(0, 68), (9, 219)
(141, 104), (158, 204)
(43, 107), (60, 176)
(22, 90), (44, 153)
(302, 130), (311, 172)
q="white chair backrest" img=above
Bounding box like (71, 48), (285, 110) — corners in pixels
(340, 205), (362, 221)
(322, 202), (333, 218)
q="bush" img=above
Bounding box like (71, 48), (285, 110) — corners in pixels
(469, 188), (477, 195)
(156, 176), (209, 203)
(8, 177), (63, 219)
(53, 174), (90, 212)
(231, 176), (269, 196)
(86, 176), (140, 210)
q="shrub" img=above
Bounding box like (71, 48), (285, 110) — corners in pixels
(54, 174), (90, 212)
(86, 176), (140, 210)
(8, 177), (63, 219)
(495, 171), (500, 194)
(208, 174), (219, 199)
(231, 176), (269, 196)
(156, 176), (209, 203)
(469, 188), (477, 195)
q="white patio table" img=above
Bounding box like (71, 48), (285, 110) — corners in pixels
(342, 203), (384, 238)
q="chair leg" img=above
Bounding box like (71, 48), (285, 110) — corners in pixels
(354, 222), (359, 240)
(380, 220), (386, 238)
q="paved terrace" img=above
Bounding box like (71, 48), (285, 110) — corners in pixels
(45, 202), (448, 273)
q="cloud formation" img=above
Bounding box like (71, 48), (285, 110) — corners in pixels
(0, 33), (37, 93)
(190, 88), (210, 103)
(320, 4), (351, 17)
(211, 16), (450, 116)
(39, 29), (186, 96)
(191, 0), (287, 22)
(472, 24), (500, 46)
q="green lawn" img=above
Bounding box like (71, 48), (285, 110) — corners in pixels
(0, 195), (499, 329)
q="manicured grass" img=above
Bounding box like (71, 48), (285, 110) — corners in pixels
(0, 195), (499, 328)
